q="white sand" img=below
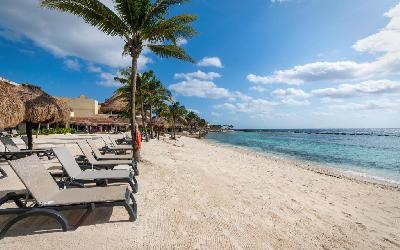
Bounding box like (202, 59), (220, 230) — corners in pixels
(0, 134), (399, 249)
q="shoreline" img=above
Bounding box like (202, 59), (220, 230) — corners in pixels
(204, 138), (400, 190)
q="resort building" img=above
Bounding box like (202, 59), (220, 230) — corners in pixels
(59, 95), (99, 118)
(58, 95), (130, 133)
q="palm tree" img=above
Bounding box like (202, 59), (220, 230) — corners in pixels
(41, 0), (196, 158)
(136, 71), (152, 141)
(197, 118), (208, 138)
(115, 69), (170, 140)
(185, 111), (199, 134)
(154, 102), (170, 140)
(168, 101), (187, 139)
(146, 77), (171, 139)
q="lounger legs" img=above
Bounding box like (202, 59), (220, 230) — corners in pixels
(0, 208), (68, 239)
(129, 176), (138, 193)
(0, 192), (26, 208)
(0, 167), (7, 179)
(124, 193), (137, 222)
(133, 162), (139, 176)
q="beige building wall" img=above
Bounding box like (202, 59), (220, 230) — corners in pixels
(59, 95), (99, 118)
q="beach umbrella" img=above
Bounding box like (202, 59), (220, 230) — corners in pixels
(0, 80), (25, 129)
(100, 93), (128, 114)
(16, 84), (70, 149)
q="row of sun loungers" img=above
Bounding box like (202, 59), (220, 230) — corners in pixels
(0, 134), (139, 239)
(0, 137), (54, 160)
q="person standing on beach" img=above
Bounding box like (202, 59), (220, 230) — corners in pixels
(134, 123), (142, 161)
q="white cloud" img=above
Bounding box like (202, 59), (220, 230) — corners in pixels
(312, 80), (400, 98)
(272, 88), (310, 106)
(250, 86), (268, 92)
(64, 58), (81, 71)
(174, 70), (221, 81)
(213, 103), (236, 111)
(280, 98), (310, 106)
(97, 72), (121, 88)
(214, 98), (274, 114)
(311, 112), (333, 116)
(169, 79), (231, 99)
(198, 57), (223, 68)
(353, 3), (400, 54)
(176, 38), (188, 46)
(187, 108), (200, 114)
(329, 99), (400, 111)
(247, 3), (400, 85)
(87, 64), (102, 73)
(272, 88), (310, 98)
(211, 112), (221, 117)
(0, 0), (151, 69)
(271, 0), (291, 3)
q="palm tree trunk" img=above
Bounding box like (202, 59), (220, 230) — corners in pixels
(36, 123), (41, 138)
(149, 105), (154, 139)
(26, 122), (33, 150)
(130, 54), (139, 161)
(172, 118), (176, 139)
(141, 100), (149, 142)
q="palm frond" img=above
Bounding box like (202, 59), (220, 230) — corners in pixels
(146, 0), (190, 22)
(144, 14), (197, 44)
(40, 0), (128, 38)
(148, 44), (195, 63)
(114, 0), (151, 29)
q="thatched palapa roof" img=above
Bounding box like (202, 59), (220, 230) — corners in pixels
(70, 116), (129, 126)
(100, 93), (128, 114)
(153, 116), (170, 128)
(0, 80), (25, 129)
(17, 84), (70, 124)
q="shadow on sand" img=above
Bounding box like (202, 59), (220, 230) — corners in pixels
(0, 206), (129, 238)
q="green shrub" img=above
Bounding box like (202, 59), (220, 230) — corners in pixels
(31, 127), (76, 135)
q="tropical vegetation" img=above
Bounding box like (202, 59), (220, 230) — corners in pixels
(41, 0), (197, 159)
(114, 68), (208, 140)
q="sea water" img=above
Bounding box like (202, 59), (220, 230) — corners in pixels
(206, 129), (400, 184)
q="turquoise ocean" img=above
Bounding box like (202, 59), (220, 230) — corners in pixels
(206, 129), (400, 184)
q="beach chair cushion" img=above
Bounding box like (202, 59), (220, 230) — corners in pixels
(77, 141), (133, 166)
(9, 155), (59, 203)
(0, 137), (21, 152)
(52, 147), (83, 178)
(53, 147), (132, 180)
(87, 140), (132, 160)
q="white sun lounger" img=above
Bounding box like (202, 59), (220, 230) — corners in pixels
(86, 140), (133, 160)
(77, 141), (139, 176)
(0, 155), (136, 238)
(0, 137), (54, 160)
(53, 147), (137, 193)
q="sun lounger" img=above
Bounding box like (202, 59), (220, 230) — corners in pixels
(21, 135), (52, 150)
(86, 140), (133, 160)
(101, 136), (133, 151)
(0, 155), (136, 239)
(11, 130), (19, 137)
(0, 137), (54, 160)
(0, 131), (10, 137)
(53, 147), (138, 193)
(77, 141), (139, 176)
(0, 167), (7, 179)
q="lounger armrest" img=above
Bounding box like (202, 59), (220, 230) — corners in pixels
(20, 149), (51, 153)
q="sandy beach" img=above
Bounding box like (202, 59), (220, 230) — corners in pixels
(0, 134), (399, 249)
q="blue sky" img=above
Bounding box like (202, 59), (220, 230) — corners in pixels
(1, 0), (400, 129)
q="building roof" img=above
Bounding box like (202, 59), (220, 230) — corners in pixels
(70, 116), (129, 126)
